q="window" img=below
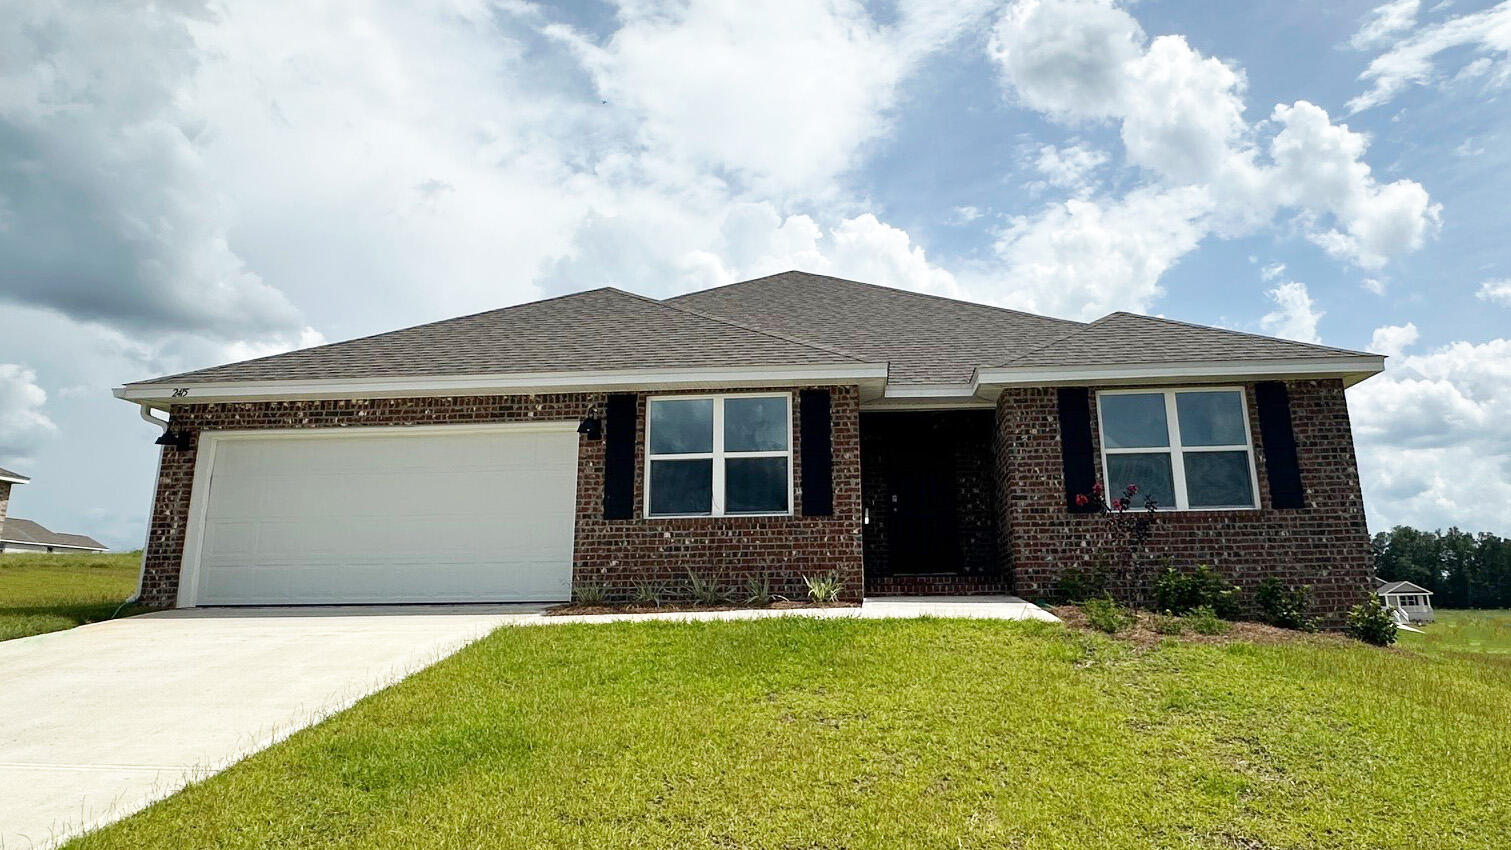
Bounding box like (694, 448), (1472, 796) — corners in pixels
(1096, 388), (1259, 511)
(646, 393), (792, 517)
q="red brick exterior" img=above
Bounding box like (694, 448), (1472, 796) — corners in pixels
(995, 379), (1374, 624)
(0, 481), (11, 540)
(137, 387), (862, 607)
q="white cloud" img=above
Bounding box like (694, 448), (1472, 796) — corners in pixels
(0, 364), (57, 467)
(1260, 262), (1287, 281)
(1349, 0), (1421, 51)
(551, 0), (997, 196)
(1348, 1), (1511, 112)
(1031, 143), (1109, 195)
(984, 0), (1439, 316)
(1260, 281), (1324, 343)
(1477, 278), (1511, 306)
(1370, 322), (1420, 357)
(1362, 277), (1387, 295)
(1351, 338), (1511, 533)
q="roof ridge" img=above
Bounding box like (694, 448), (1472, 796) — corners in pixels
(1106, 311), (1373, 358)
(675, 270), (1086, 328)
(616, 287), (872, 363)
(998, 313), (1122, 366)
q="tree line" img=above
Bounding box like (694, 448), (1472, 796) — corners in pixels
(1372, 526), (1511, 609)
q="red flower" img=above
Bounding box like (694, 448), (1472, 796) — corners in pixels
(1091, 482), (1104, 494)
(1127, 484), (1139, 495)
(1075, 494), (1090, 507)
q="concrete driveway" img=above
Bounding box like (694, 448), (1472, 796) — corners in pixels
(0, 605), (538, 849)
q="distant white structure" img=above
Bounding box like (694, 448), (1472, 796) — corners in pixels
(1374, 579), (1435, 624)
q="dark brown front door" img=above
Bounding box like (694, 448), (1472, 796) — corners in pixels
(884, 422), (962, 573)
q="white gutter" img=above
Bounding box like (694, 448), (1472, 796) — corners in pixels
(975, 354), (1385, 389)
(114, 362), (891, 405)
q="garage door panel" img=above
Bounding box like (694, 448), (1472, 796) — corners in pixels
(192, 427), (579, 605)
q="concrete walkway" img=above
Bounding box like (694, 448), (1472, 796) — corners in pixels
(0, 596), (1052, 848)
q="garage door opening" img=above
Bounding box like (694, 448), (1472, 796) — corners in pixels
(178, 423), (580, 606)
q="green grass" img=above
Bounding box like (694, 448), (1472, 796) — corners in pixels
(0, 550), (144, 641)
(72, 614), (1510, 849)
(1399, 608), (1511, 664)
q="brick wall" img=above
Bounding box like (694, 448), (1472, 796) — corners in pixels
(0, 481), (10, 540)
(138, 387), (861, 607)
(996, 379), (1374, 624)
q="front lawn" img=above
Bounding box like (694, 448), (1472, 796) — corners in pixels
(1399, 608), (1511, 661)
(72, 615), (1509, 849)
(0, 550), (143, 641)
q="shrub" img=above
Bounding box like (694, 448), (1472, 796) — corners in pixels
(1185, 605), (1232, 635)
(743, 576), (773, 606)
(1151, 614), (1185, 636)
(1345, 600), (1398, 646)
(1054, 563), (1111, 603)
(686, 569), (730, 605)
(1255, 578), (1316, 631)
(573, 583), (607, 606)
(631, 580), (668, 607)
(803, 572), (844, 604)
(1083, 596), (1132, 633)
(1154, 565), (1240, 619)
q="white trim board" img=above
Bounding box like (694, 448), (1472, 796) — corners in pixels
(175, 420), (581, 608)
(977, 355), (1385, 389)
(116, 363), (890, 405)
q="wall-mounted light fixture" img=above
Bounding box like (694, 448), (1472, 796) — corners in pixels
(577, 416), (602, 440)
(154, 429), (194, 451)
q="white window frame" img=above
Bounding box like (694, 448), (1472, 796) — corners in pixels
(1095, 386), (1262, 512)
(644, 392), (794, 518)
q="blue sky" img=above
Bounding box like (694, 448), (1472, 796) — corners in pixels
(1, 0), (1509, 547)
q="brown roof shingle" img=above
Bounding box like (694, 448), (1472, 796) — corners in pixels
(132, 287), (870, 385)
(669, 271), (1085, 384)
(998, 312), (1372, 369)
(0, 517), (107, 551)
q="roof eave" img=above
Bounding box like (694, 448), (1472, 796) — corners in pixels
(114, 362), (891, 405)
(974, 355), (1385, 389)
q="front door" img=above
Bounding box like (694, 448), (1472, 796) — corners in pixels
(884, 424), (961, 573)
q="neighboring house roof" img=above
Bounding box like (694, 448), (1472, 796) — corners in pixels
(133, 287), (872, 386)
(1377, 580), (1433, 596)
(0, 466), (29, 485)
(668, 271), (1085, 385)
(1000, 312), (1372, 368)
(0, 517), (107, 551)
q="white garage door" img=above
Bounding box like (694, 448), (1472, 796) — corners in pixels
(186, 425), (579, 605)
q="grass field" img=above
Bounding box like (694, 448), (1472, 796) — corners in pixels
(1399, 608), (1511, 663)
(70, 613), (1511, 849)
(0, 551), (143, 641)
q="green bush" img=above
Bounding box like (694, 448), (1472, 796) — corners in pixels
(1345, 601), (1398, 646)
(744, 576), (773, 606)
(631, 580), (668, 607)
(803, 572), (844, 604)
(686, 570), (730, 605)
(1255, 578), (1316, 631)
(1054, 563), (1111, 603)
(1151, 614), (1185, 636)
(1083, 596), (1132, 633)
(1154, 565), (1240, 619)
(573, 583), (607, 605)
(1185, 605), (1232, 635)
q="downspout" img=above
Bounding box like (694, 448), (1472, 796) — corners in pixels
(115, 403), (171, 614)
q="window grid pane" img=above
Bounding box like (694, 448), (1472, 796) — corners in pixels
(1099, 389), (1256, 512)
(647, 395), (791, 517)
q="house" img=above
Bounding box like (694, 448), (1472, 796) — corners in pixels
(0, 467), (108, 554)
(1375, 579), (1435, 623)
(0, 518), (108, 555)
(114, 271), (1383, 621)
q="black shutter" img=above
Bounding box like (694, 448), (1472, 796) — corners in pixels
(1255, 381), (1305, 509)
(798, 390), (833, 517)
(1058, 388), (1098, 513)
(602, 393), (636, 520)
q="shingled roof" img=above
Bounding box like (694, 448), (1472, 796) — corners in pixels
(998, 312), (1372, 368)
(0, 517), (107, 551)
(669, 271), (1085, 385)
(0, 466), (28, 484)
(134, 287), (870, 385)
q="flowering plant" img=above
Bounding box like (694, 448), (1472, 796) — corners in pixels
(1074, 481), (1160, 603)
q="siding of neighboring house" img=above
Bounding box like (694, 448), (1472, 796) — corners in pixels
(0, 481), (10, 539)
(1, 541), (58, 554)
(136, 386), (862, 607)
(996, 378), (1373, 624)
